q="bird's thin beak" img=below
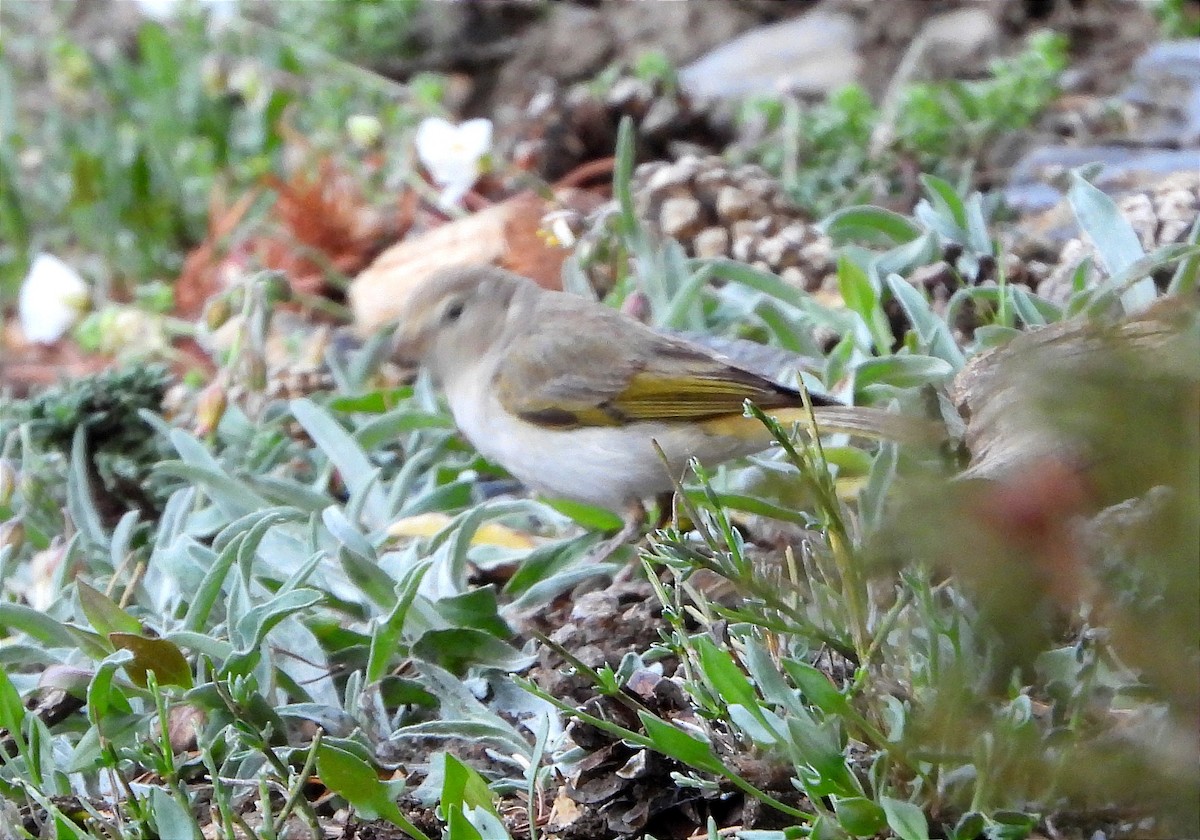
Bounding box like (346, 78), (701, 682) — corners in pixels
(389, 320), (423, 369)
(391, 333), (421, 369)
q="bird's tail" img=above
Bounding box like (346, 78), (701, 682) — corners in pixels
(775, 405), (947, 446)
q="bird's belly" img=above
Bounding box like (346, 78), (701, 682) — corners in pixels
(453, 395), (763, 511)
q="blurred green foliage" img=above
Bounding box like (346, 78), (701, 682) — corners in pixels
(1154, 0), (1200, 37)
(734, 31), (1069, 217)
(0, 0), (429, 308)
(0, 5), (1196, 838)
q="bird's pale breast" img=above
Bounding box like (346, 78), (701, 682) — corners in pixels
(443, 367), (764, 510)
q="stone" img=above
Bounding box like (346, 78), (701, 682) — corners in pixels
(1004, 145), (1200, 214)
(693, 227), (730, 259)
(640, 96), (683, 140)
(781, 266), (808, 290)
(715, 185), (755, 222)
(645, 162), (691, 193)
(679, 10), (862, 100)
(570, 590), (619, 623)
(757, 233), (800, 269)
(606, 76), (654, 112)
(731, 234), (757, 263)
(914, 7), (1002, 80)
(1122, 39), (1200, 146)
(731, 220), (758, 240)
(659, 196), (704, 239)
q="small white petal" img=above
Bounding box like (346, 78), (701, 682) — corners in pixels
(437, 178), (475, 210)
(414, 116), (494, 206)
(132, 0), (236, 21)
(550, 216), (577, 247)
(414, 117), (458, 164)
(18, 254), (90, 344)
(131, 0), (177, 19)
(455, 118), (493, 159)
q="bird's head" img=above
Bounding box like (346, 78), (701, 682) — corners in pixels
(390, 264), (527, 383)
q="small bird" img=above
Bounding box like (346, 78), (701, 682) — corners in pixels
(391, 265), (938, 540)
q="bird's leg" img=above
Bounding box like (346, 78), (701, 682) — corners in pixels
(587, 501), (648, 571)
(651, 491), (675, 529)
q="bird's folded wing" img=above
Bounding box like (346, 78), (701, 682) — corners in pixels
(493, 324), (809, 429)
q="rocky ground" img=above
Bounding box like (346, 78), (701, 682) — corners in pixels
(0, 1), (1197, 839)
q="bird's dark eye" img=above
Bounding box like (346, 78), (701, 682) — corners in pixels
(443, 300), (465, 324)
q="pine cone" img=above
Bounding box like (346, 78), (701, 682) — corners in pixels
(507, 69), (730, 184)
(1034, 170), (1200, 304)
(572, 155), (837, 295)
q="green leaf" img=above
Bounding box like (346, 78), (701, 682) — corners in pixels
(785, 661), (850, 716)
(614, 116), (644, 249)
(441, 752), (500, 818)
(837, 254), (893, 354)
(834, 796), (888, 837)
(543, 498), (623, 531)
(291, 398), (388, 526)
(875, 231), (940, 279)
(693, 635), (760, 712)
(973, 325), (1021, 349)
(396, 719), (531, 757)
(0, 666), (26, 737)
(821, 206), (922, 247)
(377, 676), (438, 709)
(951, 811), (986, 840)
(165, 631), (233, 663)
(1007, 286), (1059, 326)
(356, 410), (452, 449)
(68, 427), (106, 548)
(884, 274), (966, 369)
(435, 588), (511, 639)
(322, 505), (376, 560)
(963, 192), (993, 256)
(109, 510), (140, 572)
(317, 743), (431, 839)
(182, 535), (240, 633)
(1067, 170), (1154, 312)
(161, 430), (270, 519)
(784, 715), (858, 797)
(727, 703), (786, 747)
(86, 652), (134, 724)
(742, 640), (807, 718)
(853, 355), (954, 392)
(366, 561), (430, 683)
(445, 804), (484, 840)
(988, 811), (1039, 840)
(150, 787), (201, 840)
(77, 581), (141, 638)
(918, 174), (967, 229)
(637, 711), (724, 774)
(881, 796), (930, 840)
(1168, 216), (1200, 296)
(0, 603), (85, 648)
(411, 629), (534, 675)
(339, 545), (399, 609)
(659, 262), (715, 331)
(110, 633), (193, 689)
(232, 589), (323, 657)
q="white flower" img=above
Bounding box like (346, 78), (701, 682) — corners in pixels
(541, 209), (581, 248)
(132, 0), (236, 22)
(414, 117), (492, 209)
(18, 254), (90, 344)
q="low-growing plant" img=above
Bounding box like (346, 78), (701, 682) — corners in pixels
(0, 0), (429, 309)
(732, 32), (1069, 218)
(0, 25), (1196, 840)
